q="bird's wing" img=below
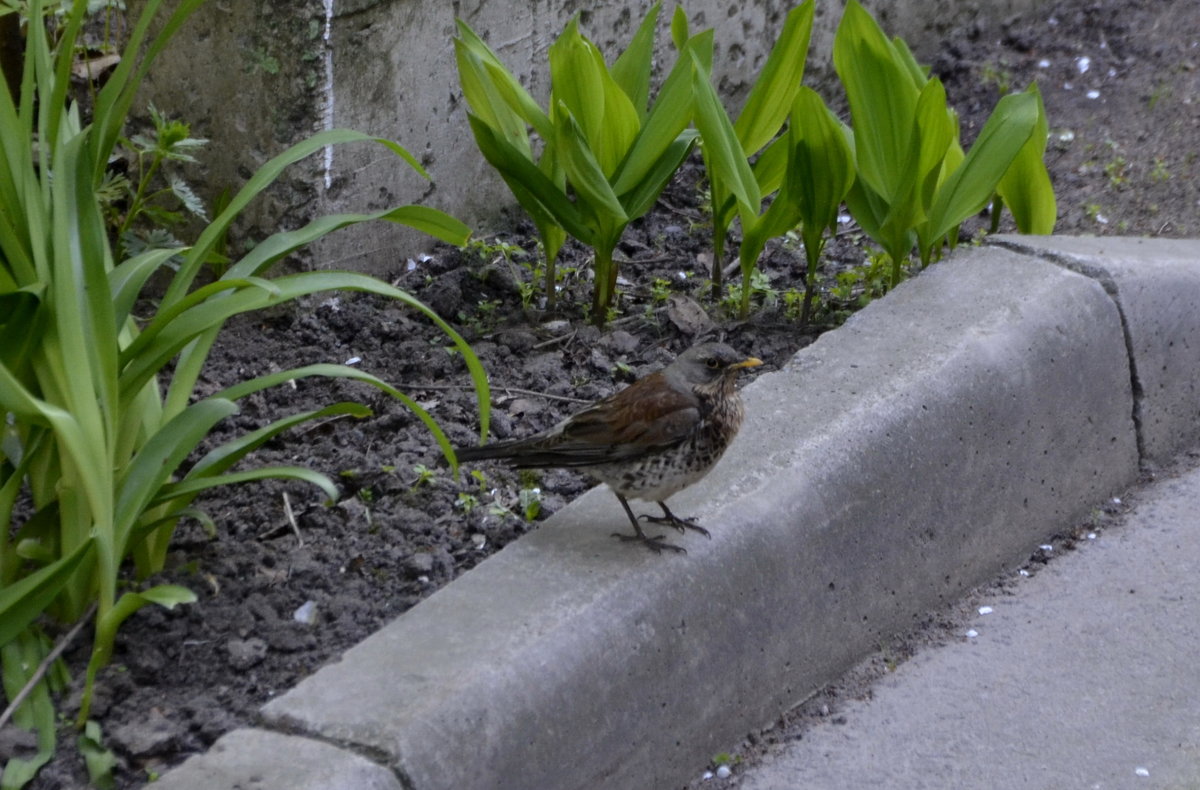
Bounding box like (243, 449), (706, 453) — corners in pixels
(550, 372), (700, 458)
(457, 372), (699, 469)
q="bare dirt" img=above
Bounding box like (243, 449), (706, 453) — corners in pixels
(10, 0), (1199, 786)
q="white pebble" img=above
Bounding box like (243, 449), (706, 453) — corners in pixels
(1087, 532), (1097, 540)
(701, 771), (714, 781)
(1038, 58), (1051, 68)
(344, 356), (361, 366)
(1076, 56), (1091, 73)
(966, 629), (978, 638)
(1058, 129), (1076, 142)
(1095, 213), (1109, 225)
(1019, 569), (1030, 577)
(1112, 497), (1122, 505)
(1086, 89), (1101, 100)
(716, 765), (732, 779)
(978, 606), (994, 615)
(1135, 767), (1150, 777)
(1040, 544), (1054, 552)
(293, 600), (317, 624)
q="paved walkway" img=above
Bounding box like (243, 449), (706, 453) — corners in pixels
(737, 461), (1200, 790)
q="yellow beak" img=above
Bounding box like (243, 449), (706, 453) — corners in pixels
(730, 357), (763, 370)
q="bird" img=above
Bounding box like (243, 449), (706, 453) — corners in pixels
(455, 342), (762, 553)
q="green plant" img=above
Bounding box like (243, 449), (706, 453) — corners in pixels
(457, 3), (700, 325)
(834, 0), (1048, 282)
(411, 463), (437, 489)
(1149, 157), (1170, 182)
(682, 0), (815, 309)
(783, 86), (856, 324)
(0, 0), (489, 783)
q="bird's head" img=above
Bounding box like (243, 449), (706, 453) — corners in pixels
(669, 342), (763, 388)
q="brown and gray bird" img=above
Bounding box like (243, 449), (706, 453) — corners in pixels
(455, 342), (762, 553)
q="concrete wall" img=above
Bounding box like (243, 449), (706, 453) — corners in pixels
(136, 0), (1045, 274)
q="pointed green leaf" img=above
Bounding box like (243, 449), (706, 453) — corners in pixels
(925, 91), (1039, 243)
(611, 2), (661, 118)
(734, 0), (815, 156)
(997, 83), (1056, 234)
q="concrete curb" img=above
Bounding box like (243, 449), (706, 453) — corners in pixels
(154, 236), (1200, 790)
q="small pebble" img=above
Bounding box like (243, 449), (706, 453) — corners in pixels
(344, 356), (361, 366)
(716, 765), (732, 779)
(1039, 544), (1054, 552)
(1076, 56), (1091, 73)
(1135, 767), (1150, 777)
(293, 600), (318, 624)
(701, 771), (714, 781)
(1087, 532), (1097, 540)
(978, 606), (994, 615)
(1038, 58), (1051, 68)
(1018, 569), (1030, 577)
(966, 629), (978, 638)
(1086, 89), (1101, 99)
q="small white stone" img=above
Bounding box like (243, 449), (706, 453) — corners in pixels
(293, 600), (317, 624)
(405, 258), (418, 271)
(966, 629), (978, 638)
(1058, 130), (1076, 143)
(1087, 532), (1097, 540)
(1096, 213), (1109, 225)
(1018, 569), (1030, 577)
(344, 356), (361, 366)
(716, 765), (732, 779)
(1076, 56), (1091, 73)
(1135, 767), (1150, 777)
(1112, 497), (1122, 505)
(978, 606), (994, 615)
(1038, 58), (1051, 68)
(701, 771), (714, 781)
(1086, 89), (1101, 100)
(1040, 544), (1054, 552)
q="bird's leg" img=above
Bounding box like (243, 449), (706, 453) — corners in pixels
(640, 502), (712, 539)
(611, 494), (686, 554)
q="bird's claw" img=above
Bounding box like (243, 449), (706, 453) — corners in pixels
(611, 531), (687, 554)
(639, 513), (712, 539)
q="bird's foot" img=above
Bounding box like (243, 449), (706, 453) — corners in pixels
(611, 530), (687, 554)
(640, 503), (712, 538)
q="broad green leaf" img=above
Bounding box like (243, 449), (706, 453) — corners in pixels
(734, 0), (814, 156)
(454, 42), (532, 157)
(787, 87), (856, 234)
(466, 114), (592, 241)
(924, 90), (1039, 243)
(550, 20), (640, 178)
(997, 83), (1056, 234)
(691, 53), (760, 220)
(611, 1), (661, 118)
(554, 104), (629, 224)
(610, 31), (710, 197)
(913, 78), (954, 217)
(833, 0), (921, 202)
(78, 721), (117, 790)
(670, 5), (690, 51)
(619, 131), (698, 220)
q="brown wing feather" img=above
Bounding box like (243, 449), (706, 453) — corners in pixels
(562, 371), (699, 448)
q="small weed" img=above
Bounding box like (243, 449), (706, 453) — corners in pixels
(518, 486), (542, 521)
(650, 277), (673, 303)
(1149, 157), (1171, 183)
(411, 464), (437, 490)
(979, 62), (1013, 96)
(455, 492), (479, 512)
(1104, 155), (1128, 189)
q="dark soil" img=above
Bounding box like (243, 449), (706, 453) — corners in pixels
(11, 0), (1199, 786)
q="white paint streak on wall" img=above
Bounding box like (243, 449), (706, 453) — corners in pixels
(322, 0), (335, 189)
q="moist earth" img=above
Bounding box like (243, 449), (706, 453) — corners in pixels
(12, 0), (1199, 786)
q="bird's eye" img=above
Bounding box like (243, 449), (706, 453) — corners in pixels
(705, 358), (721, 369)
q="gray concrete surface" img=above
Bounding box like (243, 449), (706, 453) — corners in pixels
(994, 235), (1200, 466)
(155, 728), (404, 790)
(735, 460), (1200, 790)
(134, 0), (1049, 275)
(147, 235), (1200, 790)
